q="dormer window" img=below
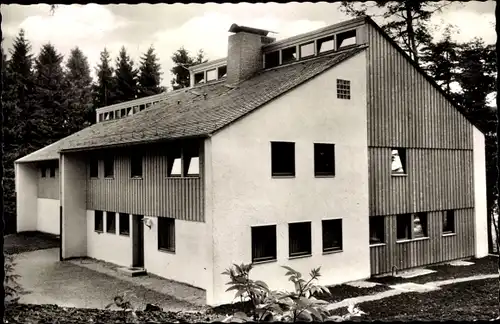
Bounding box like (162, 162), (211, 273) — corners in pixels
(127, 107), (133, 116)
(264, 51), (279, 69)
(337, 30), (357, 49)
(317, 35), (335, 53)
(109, 111), (114, 120)
(281, 46), (297, 64)
(194, 72), (205, 85)
(99, 113), (104, 122)
(206, 69), (217, 82)
(300, 42), (315, 59)
(121, 108), (126, 117)
(218, 65), (227, 78)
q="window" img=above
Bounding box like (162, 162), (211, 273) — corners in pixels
(109, 111), (114, 119)
(337, 79), (351, 99)
(322, 219), (343, 252)
(140, 104), (145, 111)
(158, 217), (175, 252)
(116, 110), (121, 119)
(443, 210), (455, 234)
(206, 69), (217, 81)
(99, 113), (104, 122)
(104, 156), (114, 178)
(41, 167), (47, 178)
(369, 217), (385, 245)
(218, 65), (227, 78)
(127, 107), (133, 116)
(167, 146), (182, 177)
(396, 214), (412, 240)
(94, 210), (103, 232)
(271, 142), (295, 177)
(89, 158), (99, 178)
(106, 212), (116, 234)
(130, 155), (143, 178)
(391, 148), (406, 175)
(337, 30), (357, 48)
(289, 222), (312, 257)
(183, 144), (200, 177)
(104, 112), (110, 121)
(194, 72), (205, 85)
(146, 103), (152, 108)
(119, 213), (130, 236)
(314, 143), (335, 176)
(133, 106), (140, 113)
(300, 42), (315, 58)
(281, 46), (297, 64)
(264, 51), (279, 69)
(251, 225), (277, 262)
(121, 108), (126, 117)
(413, 212), (428, 238)
(317, 35), (334, 53)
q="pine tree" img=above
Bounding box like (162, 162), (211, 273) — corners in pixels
(170, 47), (208, 90)
(65, 47), (94, 127)
(137, 46), (165, 98)
(114, 46), (138, 102)
(93, 48), (116, 109)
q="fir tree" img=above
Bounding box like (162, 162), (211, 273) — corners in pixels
(93, 48), (116, 108)
(170, 47), (208, 90)
(137, 46), (165, 98)
(114, 46), (138, 102)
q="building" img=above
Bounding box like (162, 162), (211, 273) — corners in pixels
(15, 16), (488, 306)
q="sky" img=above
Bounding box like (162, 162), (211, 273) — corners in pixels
(1, 2), (496, 91)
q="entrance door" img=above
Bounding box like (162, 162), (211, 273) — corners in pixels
(132, 215), (144, 268)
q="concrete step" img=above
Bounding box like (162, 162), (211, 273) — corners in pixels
(117, 267), (147, 277)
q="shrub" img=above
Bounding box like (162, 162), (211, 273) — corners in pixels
(4, 254), (23, 305)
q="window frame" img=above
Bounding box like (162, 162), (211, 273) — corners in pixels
(194, 72), (205, 85)
(369, 216), (385, 245)
(442, 210), (456, 235)
(106, 211), (116, 234)
(218, 65), (227, 79)
(281, 46), (297, 65)
(322, 219), (343, 253)
(336, 29), (357, 49)
(130, 154), (143, 178)
(206, 68), (217, 82)
(271, 141), (296, 178)
(119, 213), (130, 236)
(288, 221), (312, 258)
(413, 212), (429, 239)
(314, 143), (336, 177)
(396, 213), (429, 242)
(158, 217), (176, 253)
(251, 225), (277, 263)
(391, 148), (407, 176)
(317, 35), (335, 54)
(94, 210), (104, 233)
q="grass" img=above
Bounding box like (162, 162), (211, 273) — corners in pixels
(4, 231), (60, 255)
(330, 278), (499, 321)
(317, 283), (391, 303)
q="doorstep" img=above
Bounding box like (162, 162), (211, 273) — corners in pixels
(117, 267), (148, 277)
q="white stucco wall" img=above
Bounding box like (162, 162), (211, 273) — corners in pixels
(86, 210), (132, 267)
(15, 162), (38, 232)
(37, 198), (60, 235)
(473, 126), (488, 257)
(61, 153), (87, 259)
(143, 216), (211, 290)
(207, 51), (370, 305)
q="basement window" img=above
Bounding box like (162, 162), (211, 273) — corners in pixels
(322, 219), (343, 252)
(41, 167), (47, 178)
(194, 72), (205, 85)
(317, 35), (335, 53)
(337, 29), (357, 49)
(183, 144), (200, 177)
(218, 65), (227, 78)
(300, 42), (315, 58)
(167, 146), (182, 177)
(264, 51), (279, 69)
(251, 225), (277, 263)
(158, 217), (175, 252)
(94, 210), (103, 232)
(289, 222), (312, 257)
(206, 69), (217, 82)
(337, 79), (351, 99)
(281, 46), (297, 64)
(104, 156), (114, 178)
(119, 213), (130, 236)
(369, 216), (385, 245)
(413, 212), (428, 238)
(89, 158), (99, 178)
(106, 211), (116, 234)
(130, 154), (143, 178)
(443, 210), (456, 234)
(391, 148), (406, 175)
(314, 143), (335, 177)
(271, 141), (295, 177)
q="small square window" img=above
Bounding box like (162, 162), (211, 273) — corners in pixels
(119, 213), (130, 236)
(104, 156), (114, 178)
(106, 211), (116, 234)
(369, 217), (385, 245)
(413, 212), (428, 238)
(218, 65), (227, 79)
(300, 42), (315, 58)
(314, 143), (335, 176)
(264, 51), (279, 69)
(158, 217), (175, 252)
(337, 30), (357, 48)
(289, 222), (312, 257)
(397, 214), (412, 240)
(282, 46), (297, 65)
(317, 35), (335, 53)
(49, 166), (56, 178)
(94, 210), (103, 232)
(391, 148), (406, 175)
(443, 210), (455, 234)
(251, 225), (277, 263)
(41, 167), (47, 178)
(89, 158), (99, 178)
(322, 219), (342, 252)
(271, 142), (295, 177)
(337, 79), (351, 99)
(167, 146), (182, 177)
(206, 69), (217, 81)
(130, 155), (143, 178)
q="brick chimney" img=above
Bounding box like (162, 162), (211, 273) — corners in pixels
(226, 24), (276, 85)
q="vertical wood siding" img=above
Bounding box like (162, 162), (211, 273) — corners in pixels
(86, 143), (205, 222)
(365, 23), (473, 149)
(369, 147), (474, 216)
(38, 167), (60, 200)
(370, 208), (475, 275)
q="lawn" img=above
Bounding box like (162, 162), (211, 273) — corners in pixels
(4, 231), (59, 255)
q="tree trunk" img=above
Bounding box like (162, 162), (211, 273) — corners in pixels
(405, 2), (419, 64)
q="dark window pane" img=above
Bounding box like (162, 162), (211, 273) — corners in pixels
(94, 210), (103, 232)
(90, 158), (99, 178)
(106, 212), (116, 234)
(251, 225), (277, 262)
(194, 72), (205, 85)
(337, 29), (356, 48)
(49, 167), (56, 178)
(289, 222), (312, 257)
(271, 142), (295, 176)
(119, 213), (130, 235)
(322, 219), (342, 252)
(218, 65), (227, 78)
(282, 46), (297, 64)
(131, 155), (143, 178)
(314, 143), (335, 176)
(413, 212), (428, 238)
(264, 51), (279, 69)
(41, 167), (47, 178)
(337, 79), (351, 99)
(443, 210), (455, 233)
(158, 217), (175, 252)
(104, 156), (114, 178)
(369, 217), (385, 244)
(397, 214), (412, 240)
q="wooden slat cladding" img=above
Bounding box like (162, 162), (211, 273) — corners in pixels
(86, 142), (205, 222)
(370, 208), (475, 275)
(364, 23), (473, 149)
(38, 168), (60, 200)
(369, 147), (474, 216)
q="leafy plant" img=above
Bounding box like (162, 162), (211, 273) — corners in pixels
(105, 291), (139, 323)
(4, 254), (23, 305)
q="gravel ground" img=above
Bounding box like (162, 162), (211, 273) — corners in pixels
(4, 231), (60, 255)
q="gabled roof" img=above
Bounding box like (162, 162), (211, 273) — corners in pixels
(16, 45), (365, 162)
